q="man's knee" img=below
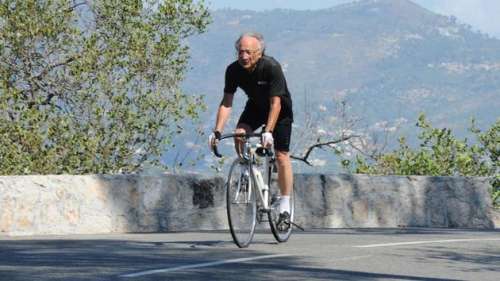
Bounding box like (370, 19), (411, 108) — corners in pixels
(235, 128), (246, 134)
(234, 124), (252, 154)
(235, 125), (251, 143)
(275, 150), (291, 166)
(235, 123), (252, 135)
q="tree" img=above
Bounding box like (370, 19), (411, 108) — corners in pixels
(472, 117), (500, 205)
(289, 95), (404, 172)
(0, 0), (211, 174)
(290, 99), (360, 167)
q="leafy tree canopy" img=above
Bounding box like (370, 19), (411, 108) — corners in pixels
(0, 0), (211, 174)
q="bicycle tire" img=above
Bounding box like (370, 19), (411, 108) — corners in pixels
(268, 170), (294, 242)
(226, 159), (257, 248)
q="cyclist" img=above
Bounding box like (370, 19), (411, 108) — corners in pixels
(209, 32), (294, 231)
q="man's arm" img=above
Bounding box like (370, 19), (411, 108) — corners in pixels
(266, 59), (287, 133)
(214, 92), (234, 133)
(265, 96), (281, 133)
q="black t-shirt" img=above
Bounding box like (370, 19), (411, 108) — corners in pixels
(224, 55), (293, 123)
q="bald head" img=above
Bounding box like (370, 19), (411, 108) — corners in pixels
(235, 32), (265, 72)
(235, 32), (265, 54)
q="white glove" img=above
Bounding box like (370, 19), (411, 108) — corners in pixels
(261, 132), (274, 148)
(208, 131), (221, 151)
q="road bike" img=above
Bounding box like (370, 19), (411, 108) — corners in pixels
(212, 132), (295, 248)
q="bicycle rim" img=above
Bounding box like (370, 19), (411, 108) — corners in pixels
(268, 178), (294, 242)
(226, 159), (257, 248)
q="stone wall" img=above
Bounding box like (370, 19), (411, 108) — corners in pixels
(0, 174), (497, 236)
(294, 174), (496, 229)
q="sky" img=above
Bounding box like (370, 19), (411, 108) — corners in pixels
(206, 0), (500, 39)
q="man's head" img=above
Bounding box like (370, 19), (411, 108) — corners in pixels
(235, 32), (265, 71)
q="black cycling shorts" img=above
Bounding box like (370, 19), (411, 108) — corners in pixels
(237, 109), (292, 152)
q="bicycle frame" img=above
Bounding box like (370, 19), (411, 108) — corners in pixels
(213, 132), (274, 212)
(242, 141), (273, 212)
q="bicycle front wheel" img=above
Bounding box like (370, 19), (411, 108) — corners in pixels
(226, 159), (257, 248)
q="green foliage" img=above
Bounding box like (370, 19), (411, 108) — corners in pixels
(354, 113), (499, 206)
(0, 0), (210, 174)
(473, 118), (500, 205)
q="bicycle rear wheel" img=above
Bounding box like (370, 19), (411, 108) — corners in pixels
(226, 159), (257, 248)
(268, 174), (294, 242)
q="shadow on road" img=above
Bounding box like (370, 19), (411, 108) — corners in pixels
(0, 237), (476, 281)
(415, 246), (500, 273)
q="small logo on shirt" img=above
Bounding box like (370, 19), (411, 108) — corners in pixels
(257, 81), (268, 85)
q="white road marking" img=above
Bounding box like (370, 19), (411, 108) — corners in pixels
(330, 255), (373, 261)
(353, 238), (500, 248)
(120, 254), (291, 278)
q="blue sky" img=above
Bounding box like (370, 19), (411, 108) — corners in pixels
(206, 0), (500, 38)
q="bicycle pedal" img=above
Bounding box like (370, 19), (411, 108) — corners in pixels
(291, 221), (305, 231)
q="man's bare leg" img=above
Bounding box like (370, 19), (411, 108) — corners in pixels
(276, 150), (293, 214)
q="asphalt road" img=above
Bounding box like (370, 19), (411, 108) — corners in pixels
(1, 228), (499, 281)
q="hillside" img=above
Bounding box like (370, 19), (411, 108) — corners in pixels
(172, 0), (500, 171)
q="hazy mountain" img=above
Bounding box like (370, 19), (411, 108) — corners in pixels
(170, 0), (500, 172)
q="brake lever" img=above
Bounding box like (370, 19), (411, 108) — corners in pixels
(213, 145), (223, 158)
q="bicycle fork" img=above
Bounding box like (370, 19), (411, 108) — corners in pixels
(250, 164), (270, 212)
(233, 167), (251, 204)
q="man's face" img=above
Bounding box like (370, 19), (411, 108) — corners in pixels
(237, 36), (262, 71)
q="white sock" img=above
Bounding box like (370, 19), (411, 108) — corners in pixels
(279, 195), (290, 214)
